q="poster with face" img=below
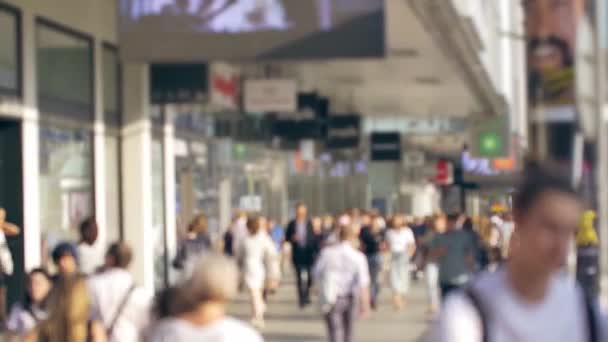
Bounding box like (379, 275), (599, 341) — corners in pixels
(525, 0), (587, 115)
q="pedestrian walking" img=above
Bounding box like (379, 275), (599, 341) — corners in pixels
(0, 207), (19, 328)
(25, 275), (107, 342)
(313, 223), (370, 342)
(51, 242), (80, 280)
(77, 217), (103, 275)
(419, 214), (446, 315)
(385, 214), (416, 310)
(285, 202), (316, 308)
(428, 213), (475, 299)
(173, 214), (212, 277)
(434, 160), (608, 341)
(5, 268), (52, 336)
(88, 242), (152, 342)
(237, 215), (280, 329)
(146, 253), (263, 342)
(359, 216), (385, 310)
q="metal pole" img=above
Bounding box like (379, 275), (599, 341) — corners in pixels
(594, 0), (608, 308)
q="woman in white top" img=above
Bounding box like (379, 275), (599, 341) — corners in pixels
(6, 268), (52, 336)
(237, 215), (279, 329)
(385, 214), (416, 310)
(147, 253), (263, 342)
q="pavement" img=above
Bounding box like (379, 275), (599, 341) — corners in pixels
(228, 271), (432, 342)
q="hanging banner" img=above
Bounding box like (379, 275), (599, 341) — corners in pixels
(370, 132), (401, 161)
(525, 0), (587, 122)
(326, 114), (361, 150)
(244, 79), (297, 113)
(209, 62), (240, 110)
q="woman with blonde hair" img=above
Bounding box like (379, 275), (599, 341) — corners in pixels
(147, 253), (263, 341)
(385, 214), (416, 310)
(26, 275), (106, 342)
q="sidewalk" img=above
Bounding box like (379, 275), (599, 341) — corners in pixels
(228, 273), (432, 342)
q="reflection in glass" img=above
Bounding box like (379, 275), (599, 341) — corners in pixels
(0, 8), (18, 92)
(39, 127), (93, 265)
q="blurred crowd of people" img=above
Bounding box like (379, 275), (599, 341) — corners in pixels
(2, 160), (608, 341)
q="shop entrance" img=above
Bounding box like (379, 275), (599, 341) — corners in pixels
(0, 119), (24, 312)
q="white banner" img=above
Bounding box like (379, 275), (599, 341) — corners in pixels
(244, 79), (297, 113)
(210, 62), (240, 110)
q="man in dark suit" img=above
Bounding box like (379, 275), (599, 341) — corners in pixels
(285, 202), (316, 308)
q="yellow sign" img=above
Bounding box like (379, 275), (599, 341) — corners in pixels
(576, 210), (599, 246)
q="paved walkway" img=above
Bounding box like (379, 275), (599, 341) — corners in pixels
(229, 272), (432, 342)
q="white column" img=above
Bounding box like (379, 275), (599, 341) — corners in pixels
(21, 9), (41, 271)
(121, 63), (154, 292)
(162, 106), (177, 285)
(93, 40), (108, 252)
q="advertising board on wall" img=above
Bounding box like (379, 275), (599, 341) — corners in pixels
(244, 79), (297, 113)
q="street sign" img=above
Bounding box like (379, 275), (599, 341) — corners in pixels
(240, 196), (262, 212)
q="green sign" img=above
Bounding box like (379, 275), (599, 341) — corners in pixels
(479, 132), (503, 157)
(233, 143), (247, 159)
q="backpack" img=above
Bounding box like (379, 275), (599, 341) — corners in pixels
(464, 285), (598, 342)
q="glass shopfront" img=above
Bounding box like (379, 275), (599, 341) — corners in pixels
(39, 127), (93, 264)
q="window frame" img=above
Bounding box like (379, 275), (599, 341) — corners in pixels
(35, 17), (95, 122)
(0, 3), (22, 98)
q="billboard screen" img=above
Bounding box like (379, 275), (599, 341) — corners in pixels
(119, 0), (385, 61)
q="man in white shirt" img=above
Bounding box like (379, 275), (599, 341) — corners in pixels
(89, 242), (152, 342)
(434, 161), (608, 342)
(314, 223), (370, 342)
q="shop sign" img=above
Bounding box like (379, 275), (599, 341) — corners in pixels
(244, 79), (297, 113)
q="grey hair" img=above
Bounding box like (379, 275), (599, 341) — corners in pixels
(175, 253), (239, 311)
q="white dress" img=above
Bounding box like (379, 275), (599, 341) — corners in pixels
(238, 232), (278, 290)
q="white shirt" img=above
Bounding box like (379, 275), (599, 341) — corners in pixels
(146, 317), (263, 342)
(78, 242), (102, 275)
(385, 227), (415, 254)
(6, 303), (47, 335)
(434, 270), (608, 342)
(88, 268), (152, 342)
(313, 241), (370, 297)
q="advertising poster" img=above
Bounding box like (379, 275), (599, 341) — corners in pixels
(525, 0), (588, 121)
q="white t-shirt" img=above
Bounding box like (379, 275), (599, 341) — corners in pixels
(88, 268), (152, 342)
(77, 242), (102, 275)
(385, 227), (415, 254)
(434, 270), (608, 342)
(146, 317), (263, 342)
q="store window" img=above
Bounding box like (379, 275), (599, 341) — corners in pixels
(39, 127), (93, 263)
(0, 5), (19, 95)
(36, 20), (93, 119)
(151, 138), (167, 290)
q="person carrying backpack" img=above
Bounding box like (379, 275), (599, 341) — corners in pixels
(89, 242), (152, 342)
(433, 161), (608, 342)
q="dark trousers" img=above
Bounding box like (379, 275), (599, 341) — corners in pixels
(325, 295), (356, 342)
(367, 254), (382, 308)
(440, 283), (462, 300)
(295, 263), (313, 307)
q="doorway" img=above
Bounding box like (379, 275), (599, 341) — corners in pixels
(0, 119), (24, 311)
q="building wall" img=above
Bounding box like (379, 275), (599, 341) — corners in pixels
(3, 0), (117, 42)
